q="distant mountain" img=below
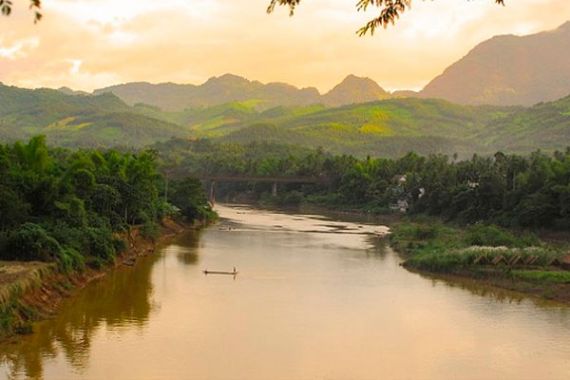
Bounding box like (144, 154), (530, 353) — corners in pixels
(421, 22), (570, 106)
(94, 74), (321, 111)
(0, 84), (186, 147)
(94, 74), (393, 111)
(322, 75), (390, 107)
(1, 81), (569, 157)
(392, 90), (419, 98)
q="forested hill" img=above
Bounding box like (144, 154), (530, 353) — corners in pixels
(152, 95), (568, 157)
(0, 83), (188, 147)
(1, 82), (570, 157)
(475, 94), (570, 152)
(213, 99), (512, 157)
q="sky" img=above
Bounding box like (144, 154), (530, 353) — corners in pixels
(0, 0), (569, 93)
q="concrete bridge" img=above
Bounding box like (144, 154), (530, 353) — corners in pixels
(194, 174), (327, 205)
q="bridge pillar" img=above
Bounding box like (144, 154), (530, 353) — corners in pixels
(209, 181), (216, 206)
(272, 182), (278, 197)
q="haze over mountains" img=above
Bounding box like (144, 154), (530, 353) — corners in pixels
(422, 21), (570, 106)
(2, 79), (569, 158)
(88, 21), (570, 110)
(93, 74), (391, 111)
(0, 22), (569, 157)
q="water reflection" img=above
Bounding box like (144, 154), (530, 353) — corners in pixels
(420, 270), (570, 311)
(1, 206), (570, 380)
(0, 251), (158, 380)
(174, 230), (202, 266)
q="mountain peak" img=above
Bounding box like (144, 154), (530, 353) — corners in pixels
(421, 22), (570, 106)
(323, 75), (389, 107)
(204, 73), (250, 86)
(339, 74), (376, 85)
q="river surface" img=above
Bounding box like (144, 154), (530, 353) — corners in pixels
(1, 204), (570, 380)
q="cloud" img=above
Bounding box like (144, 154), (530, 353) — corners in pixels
(0, 0), (569, 92)
(0, 37), (39, 59)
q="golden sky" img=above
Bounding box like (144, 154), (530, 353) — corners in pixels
(1, 0), (569, 92)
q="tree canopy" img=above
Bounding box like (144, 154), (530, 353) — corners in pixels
(268, 0), (505, 35)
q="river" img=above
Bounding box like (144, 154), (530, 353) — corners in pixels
(1, 204), (570, 380)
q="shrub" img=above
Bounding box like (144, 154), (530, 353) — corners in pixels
(86, 227), (116, 261)
(112, 237), (127, 253)
(4, 223), (62, 262)
(407, 252), (469, 273)
(141, 220), (160, 241)
(464, 224), (538, 248)
(58, 247), (85, 273)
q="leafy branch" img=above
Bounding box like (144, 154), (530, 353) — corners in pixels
(0, 0), (42, 22)
(267, 0), (506, 36)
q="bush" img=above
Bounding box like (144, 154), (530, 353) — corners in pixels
(464, 224), (538, 248)
(407, 252), (469, 273)
(112, 237), (127, 253)
(4, 223), (62, 262)
(282, 191), (305, 206)
(86, 227), (116, 261)
(59, 247), (85, 273)
(413, 225), (439, 240)
(141, 220), (160, 241)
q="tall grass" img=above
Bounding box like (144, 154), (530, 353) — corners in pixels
(392, 221), (565, 274)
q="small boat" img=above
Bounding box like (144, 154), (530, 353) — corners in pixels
(203, 267), (238, 276)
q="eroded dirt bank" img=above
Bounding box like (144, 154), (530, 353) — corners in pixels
(0, 218), (190, 340)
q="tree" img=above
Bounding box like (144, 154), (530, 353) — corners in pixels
(267, 0), (505, 35)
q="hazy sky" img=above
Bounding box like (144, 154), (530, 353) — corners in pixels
(1, 0), (569, 92)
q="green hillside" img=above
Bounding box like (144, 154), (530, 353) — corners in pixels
(195, 98), (518, 157)
(0, 84), (188, 147)
(1, 82), (569, 156)
(480, 95), (570, 152)
(220, 123), (478, 157)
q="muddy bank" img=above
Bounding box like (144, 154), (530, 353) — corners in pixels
(0, 218), (192, 340)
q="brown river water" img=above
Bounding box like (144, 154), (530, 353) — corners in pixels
(1, 204), (570, 380)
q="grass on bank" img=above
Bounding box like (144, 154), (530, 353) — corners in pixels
(390, 220), (568, 276)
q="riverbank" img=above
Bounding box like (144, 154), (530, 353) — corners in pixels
(258, 199), (570, 303)
(390, 220), (570, 304)
(0, 218), (193, 340)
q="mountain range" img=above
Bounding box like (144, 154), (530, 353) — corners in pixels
(93, 73), (391, 111)
(0, 22), (569, 156)
(87, 22), (570, 109)
(2, 80), (569, 158)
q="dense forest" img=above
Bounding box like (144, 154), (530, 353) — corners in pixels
(2, 82), (570, 158)
(156, 138), (570, 230)
(1, 134), (568, 269)
(0, 136), (215, 270)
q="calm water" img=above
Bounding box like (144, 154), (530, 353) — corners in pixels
(1, 204), (570, 380)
